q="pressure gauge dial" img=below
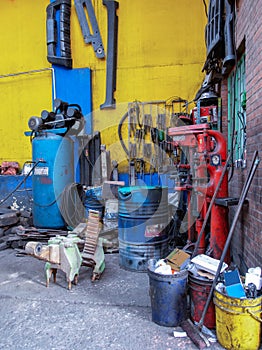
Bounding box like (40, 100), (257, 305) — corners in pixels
(211, 154), (221, 166)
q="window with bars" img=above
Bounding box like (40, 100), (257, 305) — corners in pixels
(227, 54), (246, 168)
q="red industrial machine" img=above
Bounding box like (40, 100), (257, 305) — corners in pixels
(168, 122), (230, 263)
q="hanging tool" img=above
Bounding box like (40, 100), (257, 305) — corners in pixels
(136, 158), (145, 180)
(143, 113), (153, 134)
(74, 0), (105, 59)
(157, 113), (166, 131)
(100, 0), (119, 109)
(129, 142), (137, 159)
(143, 143), (152, 159)
(183, 150), (260, 349)
(46, 0), (72, 68)
(135, 128), (145, 152)
(129, 112), (136, 137)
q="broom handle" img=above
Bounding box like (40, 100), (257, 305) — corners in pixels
(198, 150), (260, 330)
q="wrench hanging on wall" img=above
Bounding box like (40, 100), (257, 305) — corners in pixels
(74, 0), (105, 59)
(46, 0), (72, 68)
(100, 0), (119, 109)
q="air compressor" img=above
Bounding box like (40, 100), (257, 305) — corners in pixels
(26, 99), (84, 229)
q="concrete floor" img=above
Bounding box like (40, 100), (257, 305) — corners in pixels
(0, 249), (230, 350)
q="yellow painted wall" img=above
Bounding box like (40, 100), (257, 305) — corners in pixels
(0, 0), (207, 171)
(0, 0), (51, 167)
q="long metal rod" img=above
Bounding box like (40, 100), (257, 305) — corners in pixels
(198, 150), (260, 330)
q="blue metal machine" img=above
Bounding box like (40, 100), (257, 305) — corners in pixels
(31, 131), (74, 228)
(26, 98), (84, 229)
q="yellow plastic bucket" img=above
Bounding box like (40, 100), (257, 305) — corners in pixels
(214, 289), (262, 350)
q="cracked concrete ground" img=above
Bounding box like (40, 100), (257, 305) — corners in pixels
(0, 249), (229, 350)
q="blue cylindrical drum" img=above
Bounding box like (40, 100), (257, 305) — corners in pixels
(32, 132), (74, 228)
(118, 186), (169, 271)
(85, 186), (105, 220)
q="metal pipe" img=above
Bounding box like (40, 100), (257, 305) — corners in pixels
(0, 67), (56, 100)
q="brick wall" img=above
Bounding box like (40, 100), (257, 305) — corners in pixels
(220, 82), (228, 134)
(222, 0), (262, 272)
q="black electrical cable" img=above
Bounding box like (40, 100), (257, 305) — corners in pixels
(0, 160), (42, 205)
(33, 197), (59, 208)
(118, 111), (129, 156)
(237, 111), (247, 159)
(237, 111), (246, 132)
(202, 0), (208, 17)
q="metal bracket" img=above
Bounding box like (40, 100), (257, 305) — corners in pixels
(214, 197), (249, 207)
(46, 0), (72, 68)
(74, 0), (105, 59)
(100, 0), (119, 109)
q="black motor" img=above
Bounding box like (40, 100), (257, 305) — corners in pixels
(28, 98), (84, 133)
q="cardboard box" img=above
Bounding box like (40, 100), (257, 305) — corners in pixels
(165, 248), (190, 271)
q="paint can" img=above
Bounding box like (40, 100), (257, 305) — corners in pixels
(214, 289), (262, 350)
(188, 272), (216, 328)
(148, 259), (188, 327)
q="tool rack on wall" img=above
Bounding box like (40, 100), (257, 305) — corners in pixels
(127, 99), (191, 186)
